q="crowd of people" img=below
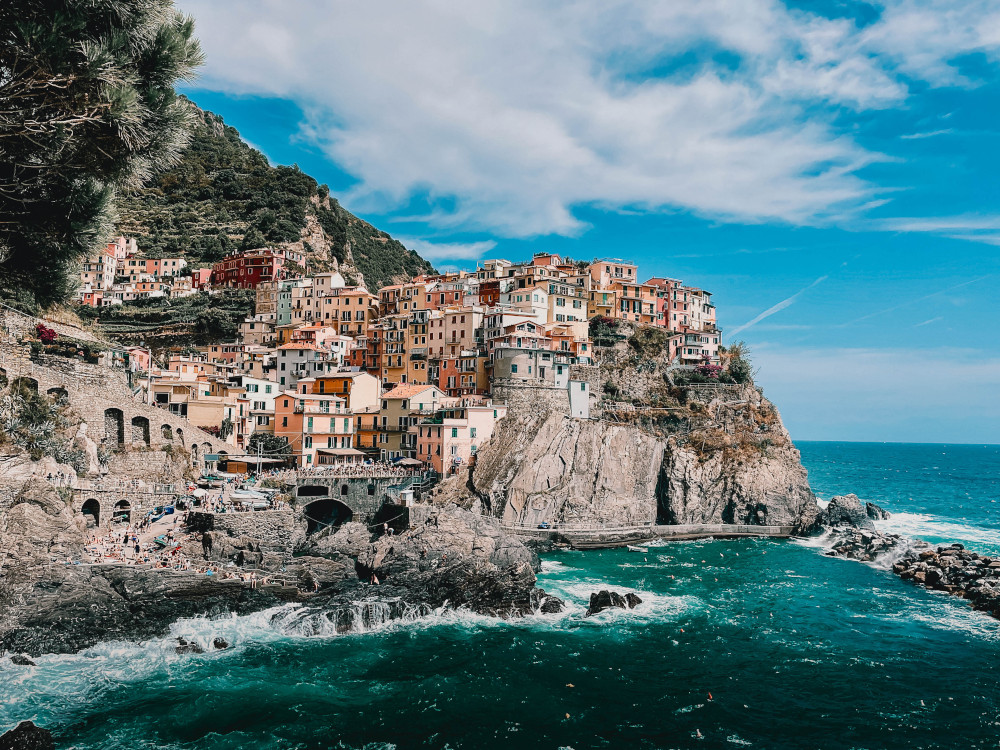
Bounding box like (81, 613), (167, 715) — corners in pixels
(274, 461), (425, 479)
(74, 513), (283, 588)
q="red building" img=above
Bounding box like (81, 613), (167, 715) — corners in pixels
(191, 268), (212, 290)
(478, 280), (501, 307)
(211, 250), (286, 289)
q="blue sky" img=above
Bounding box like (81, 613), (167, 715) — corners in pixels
(177, 0), (999, 444)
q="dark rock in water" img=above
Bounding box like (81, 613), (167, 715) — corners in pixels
(865, 502), (890, 521)
(624, 593), (643, 609)
(825, 527), (905, 562)
(0, 721), (55, 750)
(175, 637), (204, 655)
(585, 590), (642, 617)
(212, 638), (229, 650)
(8, 655), (35, 666)
(539, 597), (563, 614)
(821, 494), (875, 530)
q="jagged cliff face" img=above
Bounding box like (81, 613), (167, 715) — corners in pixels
(471, 383), (818, 531)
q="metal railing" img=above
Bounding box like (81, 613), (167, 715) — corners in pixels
(502, 522), (795, 536)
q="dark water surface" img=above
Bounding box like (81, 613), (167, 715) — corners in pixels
(3, 442), (1000, 749)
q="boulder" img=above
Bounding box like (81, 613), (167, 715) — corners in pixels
(865, 502), (890, 521)
(585, 590), (642, 617)
(174, 637), (204, 655)
(821, 494), (874, 530)
(8, 655), (34, 667)
(0, 721), (55, 750)
(212, 638), (229, 650)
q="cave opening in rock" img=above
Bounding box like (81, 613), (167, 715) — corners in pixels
(303, 498), (353, 534)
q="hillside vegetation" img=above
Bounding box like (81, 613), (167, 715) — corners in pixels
(116, 99), (434, 289)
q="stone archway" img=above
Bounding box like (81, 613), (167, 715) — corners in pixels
(0, 367), (6, 388)
(161, 424), (173, 441)
(112, 499), (131, 524)
(303, 498), (353, 534)
(81, 498), (100, 527)
(191, 442), (199, 466)
(104, 408), (125, 446)
(11, 376), (38, 394)
(46, 386), (68, 403)
(131, 415), (150, 446)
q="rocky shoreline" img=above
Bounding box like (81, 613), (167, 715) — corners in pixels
(820, 493), (1000, 620)
(0, 476), (562, 657)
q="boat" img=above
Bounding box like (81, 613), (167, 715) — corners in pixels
(627, 545), (649, 553)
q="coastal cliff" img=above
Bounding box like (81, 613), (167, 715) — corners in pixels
(466, 351), (818, 532)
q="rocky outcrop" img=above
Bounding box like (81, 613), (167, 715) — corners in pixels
(820, 494), (881, 530)
(827, 532), (1000, 621)
(0, 476), (559, 655)
(0, 721), (54, 750)
(826, 528), (906, 561)
(892, 545), (1000, 618)
(585, 590), (642, 616)
(470, 383), (818, 531)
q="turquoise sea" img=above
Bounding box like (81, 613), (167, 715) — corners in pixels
(3, 442), (1000, 749)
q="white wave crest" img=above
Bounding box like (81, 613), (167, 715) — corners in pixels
(875, 513), (1000, 552)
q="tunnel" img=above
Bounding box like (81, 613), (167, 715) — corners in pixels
(81, 498), (100, 527)
(303, 498), (353, 534)
(112, 499), (131, 524)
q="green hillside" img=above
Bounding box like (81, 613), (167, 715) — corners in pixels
(116, 98), (434, 289)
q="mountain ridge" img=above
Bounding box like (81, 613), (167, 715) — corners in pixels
(116, 98), (434, 291)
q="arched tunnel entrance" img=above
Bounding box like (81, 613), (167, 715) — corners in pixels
(112, 499), (131, 524)
(303, 498), (353, 535)
(81, 498), (100, 527)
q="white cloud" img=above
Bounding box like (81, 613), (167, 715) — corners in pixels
(880, 215), (1000, 246)
(178, 0), (1000, 238)
(754, 346), (1000, 443)
(397, 238), (496, 262)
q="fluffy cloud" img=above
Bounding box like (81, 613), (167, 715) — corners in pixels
(178, 0), (1000, 238)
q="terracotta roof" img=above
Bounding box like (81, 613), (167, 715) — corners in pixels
(277, 342), (320, 350)
(382, 384), (440, 400)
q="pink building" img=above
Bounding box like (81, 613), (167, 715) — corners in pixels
(415, 401), (507, 475)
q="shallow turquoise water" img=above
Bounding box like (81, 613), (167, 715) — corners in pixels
(3, 442), (1000, 749)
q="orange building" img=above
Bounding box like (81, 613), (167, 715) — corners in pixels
(273, 391), (355, 466)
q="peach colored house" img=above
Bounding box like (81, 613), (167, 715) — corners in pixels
(415, 401), (507, 475)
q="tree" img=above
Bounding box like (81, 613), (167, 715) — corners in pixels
(0, 0), (203, 308)
(247, 433), (291, 459)
(725, 341), (754, 384)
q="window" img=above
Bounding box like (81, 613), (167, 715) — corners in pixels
(304, 436), (312, 448)
(580, 382), (586, 391)
(451, 428), (458, 438)
(470, 427), (477, 438)
(511, 364), (518, 373)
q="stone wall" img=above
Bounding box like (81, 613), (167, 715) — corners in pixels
(0, 341), (230, 467)
(492, 381), (570, 413)
(289, 476), (414, 523)
(187, 510), (299, 551)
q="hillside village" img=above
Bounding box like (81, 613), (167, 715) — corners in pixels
(69, 238), (722, 475)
